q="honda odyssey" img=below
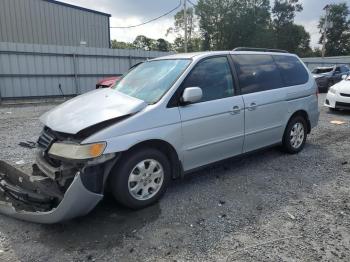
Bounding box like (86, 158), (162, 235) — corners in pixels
(0, 48), (319, 223)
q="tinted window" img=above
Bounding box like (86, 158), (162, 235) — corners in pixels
(273, 55), (309, 86)
(232, 54), (282, 94)
(341, 66), (349, 73)
(182, 56), (234, 102)
(335, 67), (341, 73)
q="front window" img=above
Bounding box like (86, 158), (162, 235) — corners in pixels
(113, 59), (191, 104)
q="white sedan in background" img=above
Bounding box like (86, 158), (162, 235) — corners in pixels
(325, 74), (350, 111)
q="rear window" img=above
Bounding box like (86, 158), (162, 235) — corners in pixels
(273, 55), (309, 86)
(312, 68), (333, 74)
(231, 54), (282, 94)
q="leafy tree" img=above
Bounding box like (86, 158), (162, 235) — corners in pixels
(319, 3), (350, 56)
(195, 0), (232, 50)
(226, 0), (273, 49)
(167, 7), (201, 52)
(271, 0), (311, 55)
(272, 0), (302, 28)
(133, 35), (154, 50)
(111, 37), (171, 52)
(153, 38), (171, 51)
(196, 0), (276, 50)
(111, 40), (135, 49)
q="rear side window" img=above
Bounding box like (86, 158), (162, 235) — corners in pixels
(231, 54), (282, 94)
(273, 55), (309, 86)
(341, 66), (349, 73)
(182, 56), (234, 102)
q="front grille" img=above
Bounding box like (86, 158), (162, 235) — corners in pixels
(335, 102), (350, 109)
(340, 93), (350, 97)
(37, 127), (56, 151)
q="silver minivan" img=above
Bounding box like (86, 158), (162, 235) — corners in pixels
(0, 49), (319, 223)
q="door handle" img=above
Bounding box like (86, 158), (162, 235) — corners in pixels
(247, 102), (257, 111)
(231, 105), (241, 114)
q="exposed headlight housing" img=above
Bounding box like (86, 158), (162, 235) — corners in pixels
(48, 142), (107, 160)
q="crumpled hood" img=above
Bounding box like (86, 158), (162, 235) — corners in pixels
(332, 79), (350, 94)
(313, 72), (332, 79)
(40, 88), (147, 134)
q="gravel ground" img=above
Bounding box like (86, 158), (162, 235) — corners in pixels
(0, 94), (349, 262)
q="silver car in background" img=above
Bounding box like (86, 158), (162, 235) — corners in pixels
(0, 49), (319, 223)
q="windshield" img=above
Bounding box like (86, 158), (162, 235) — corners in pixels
(113, 59), (191, 104)
(312, 68), (333, 74)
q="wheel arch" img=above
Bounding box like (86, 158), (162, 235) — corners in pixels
(287, 110), (311, 134)
(122, 139), (183, 179)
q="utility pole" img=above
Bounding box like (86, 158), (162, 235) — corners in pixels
(321, 5), (330, 58)
(183, 0), (188, 53)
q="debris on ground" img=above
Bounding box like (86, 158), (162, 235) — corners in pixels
(15, 160), (25, 165)
(218, 200), (226, 206)
(286, 211), (296, 220)
(18, 141), (36, 149)
(330, 120), (345, 125)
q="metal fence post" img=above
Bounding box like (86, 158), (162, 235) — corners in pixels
(73, 53), (80, 95)
(128, 55), (132, 69)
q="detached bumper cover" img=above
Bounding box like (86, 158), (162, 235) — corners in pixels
(0, 160), (103, 224)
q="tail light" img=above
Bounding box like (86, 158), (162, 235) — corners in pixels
(314, 82), (319, 99)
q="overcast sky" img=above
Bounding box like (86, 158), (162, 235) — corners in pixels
(60, 0), (348, 48)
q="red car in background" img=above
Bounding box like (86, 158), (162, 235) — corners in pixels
(96, 76), (121, 89)
(96, 62), (143, 89)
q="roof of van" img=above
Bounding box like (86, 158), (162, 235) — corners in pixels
(153, 50), (296, 61)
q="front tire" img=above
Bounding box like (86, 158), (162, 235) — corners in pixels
(282, 116), (307, 154)
(110, 148), (171, 209)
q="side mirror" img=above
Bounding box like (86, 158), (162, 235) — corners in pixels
(181, 87), (203, 105)
(342, 74), (347, 80)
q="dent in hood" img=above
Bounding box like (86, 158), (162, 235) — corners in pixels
(313, 72), (332, 78)
(40, 89), (147, 134)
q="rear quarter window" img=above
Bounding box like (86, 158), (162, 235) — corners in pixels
(273, 55), (309, 87)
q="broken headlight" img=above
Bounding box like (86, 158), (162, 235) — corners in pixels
(48, 142), (107, 160)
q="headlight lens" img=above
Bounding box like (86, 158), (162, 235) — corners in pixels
(329, 87), (336, 94)
(48, 142), (107, 160)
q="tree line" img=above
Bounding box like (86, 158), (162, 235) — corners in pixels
(111, 1), (350, 57)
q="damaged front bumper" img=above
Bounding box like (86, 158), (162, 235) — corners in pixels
(0, 153), (117, 224)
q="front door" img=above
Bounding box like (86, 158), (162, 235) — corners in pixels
(178, 56), (245, 171)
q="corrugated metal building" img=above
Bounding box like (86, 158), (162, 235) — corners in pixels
(0, 42), (172, 100)
(0, 0), (111, 48)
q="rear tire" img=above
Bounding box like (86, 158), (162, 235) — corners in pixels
(282, 116), (307, 154)
(109, 148), (171, 209)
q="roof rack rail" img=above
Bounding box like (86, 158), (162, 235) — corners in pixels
(233, 47), (289, 53)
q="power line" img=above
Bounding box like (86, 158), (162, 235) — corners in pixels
(110, 1), (182, 29)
